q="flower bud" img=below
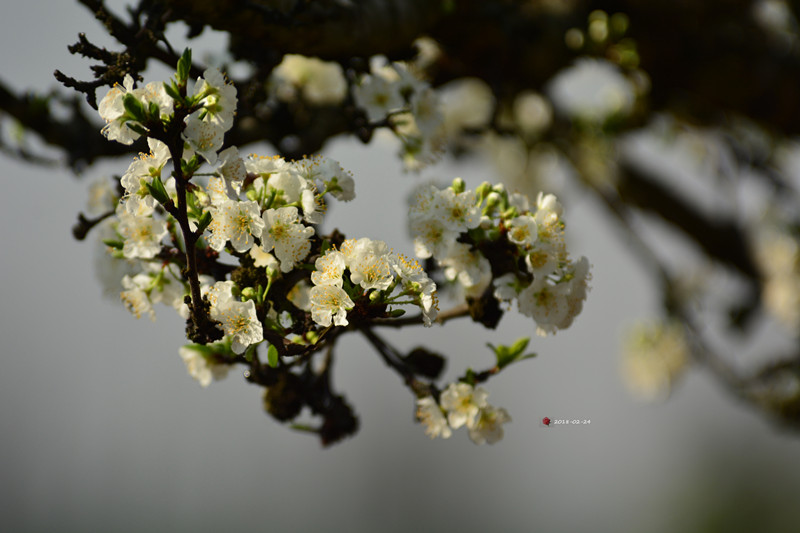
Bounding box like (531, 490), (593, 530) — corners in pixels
(240, 287), (257, 301)
(451, 177), (466, 194)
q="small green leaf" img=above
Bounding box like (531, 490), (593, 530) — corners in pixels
(177, 48), (192, 83)
(148, 100), (160, 120)
(181, 155), (201, 177)
(122, 93), (145, 121)
(196, 210), (213, 234)
(102, 239), (124, 249)
(163, 81), (182, 103)
(125, 123), (149, 138)
(145, 176), (170, 205)
(267, 344), (279, 368)
(463, 368), (477, 386)
(489, 337), (536, 370)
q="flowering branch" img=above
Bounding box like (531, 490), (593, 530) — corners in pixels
(68, 37), (594, 447)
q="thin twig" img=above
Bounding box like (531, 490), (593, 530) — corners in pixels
(371, 303), (470, 327)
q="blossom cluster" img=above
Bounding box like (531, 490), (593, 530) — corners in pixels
(84, 50), (592, 446)
(304, 238), (439, 327)
(416, 383), (511, 445)
(94, 58), (366, 360)
(409, 179), (591, 336)
(110, 148), (360, 356)
(353, 59), (444, 171)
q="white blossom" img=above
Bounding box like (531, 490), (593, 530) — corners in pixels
(216, 146), (246, 194)
(117, 210), (168, 259)
(98, 75), (139, 144)
(120, 138), (171, 215)
(439, 382), (488, 429)
(98, 76), (174, 144)
(341, 238), (395, 291)
(311, 250), (346, 288)
(547, 58), (634, 123)
(179, 345), (230, 387)
(517, 278), (570, 336)
(261, 206), (314, 272)
(507, 215), (538, 247)
(416, 396), (451, 439)
(250, 247), (279, 270)
(293, 156), (356, 202)
(309, 285), (355, 327)
(287, 279), (312, 311)
(183, 114), (224, 164)
(440, 242), (492, 297)
(120, 274), (155, 320)
(440, 77), (494, 136)
(207, 199), (265, 253)
(213, 299), (263, 354)
(391, 253), (438, 326)
(192, 67), (237, 132)
(353, 73), (405, 121)
(468, 404), (511, 445)
(270, 54), (347, 105)
(409, 217), (456, 260)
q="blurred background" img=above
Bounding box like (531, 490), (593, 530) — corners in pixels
(2, 1), (800, 532)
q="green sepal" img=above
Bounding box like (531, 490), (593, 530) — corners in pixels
(122, 93), (146, 122)
(196, 210), (213, 234)
(102, 239), (124, 249)
(176, 48), (192, 84)
(388, 309), (406, 318)
(267, 344), (279, 368)
(488, 336), (537, 370)
(146, 176), (171, 205)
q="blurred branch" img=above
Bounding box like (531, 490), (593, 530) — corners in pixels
(616, 159), (762, 283)
(160, 0), (444, 61)
(0, 79), (130, 170)
(585, 174), (800, 430)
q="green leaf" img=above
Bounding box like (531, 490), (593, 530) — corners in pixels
(463, 368), (477, 387)
(148, 100), (160, 119)
(177, 48), (192, 83)
(145, 176), (170, 205)
(196, 210), (213, 234)
(102, 239), (123, 249)
(125, 122), (149, 137)
(267, 344), (279, 368)
(163, 81), (182, 103)
(122, 93), (145, 122)
(488, 337), (537, 370)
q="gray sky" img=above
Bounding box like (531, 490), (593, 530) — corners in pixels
(1, 2), (799, 532)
